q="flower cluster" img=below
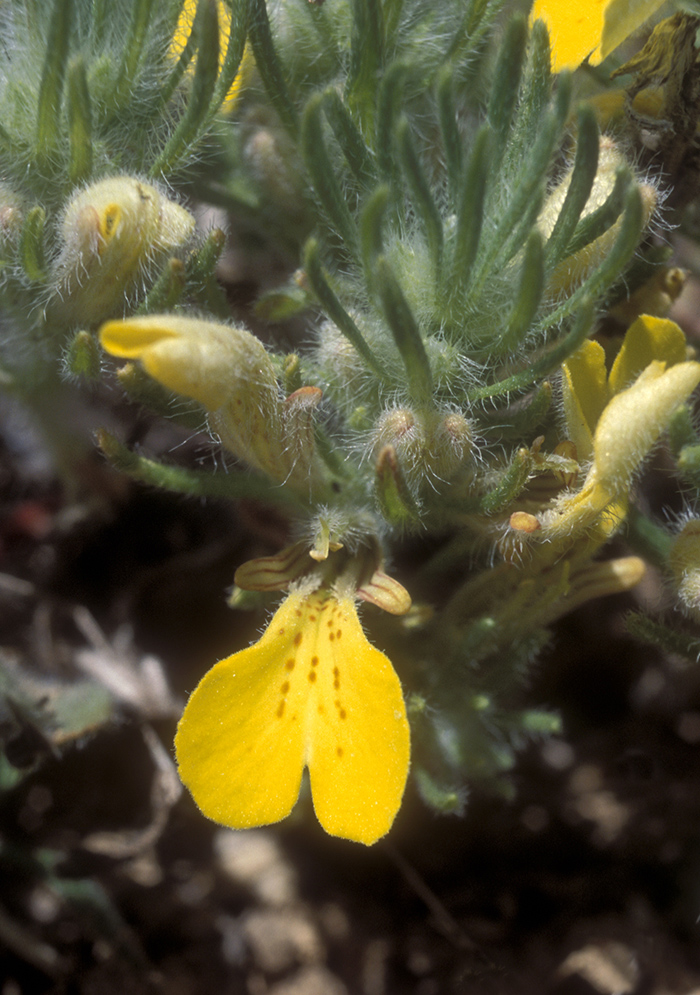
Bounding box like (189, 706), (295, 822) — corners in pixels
(8, 0), (698, 849)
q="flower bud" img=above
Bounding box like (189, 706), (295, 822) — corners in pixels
(54, 176), (195, 324)
(171, 0), (251, 111)
(372, 408), (473, 486)
(670, 520), (700, 618)
(99, 314), (322, 488)
(540, 138), (657, 297)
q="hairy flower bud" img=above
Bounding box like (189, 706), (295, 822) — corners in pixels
(372, 408), (473, 486)
(53, 177), (195, 324)
(99, 314), (323, 488)
(540, 137), (657, 296)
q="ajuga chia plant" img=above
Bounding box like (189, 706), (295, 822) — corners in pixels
(5, 0), (700, 845)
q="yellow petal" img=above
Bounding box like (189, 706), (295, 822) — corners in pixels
(608, 314), (687, 395)
(100, 314), (278, 419)
(531, 0), (666, 71)
(562, 339), (608, 462)
(531, 0), (608, 71)
(592, 359), (700, 493)
(175, 590), (410, 845)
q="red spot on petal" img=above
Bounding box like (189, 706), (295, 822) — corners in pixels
(336, 746), (343, 757)
(285, 658), (295, 670)
(294, 632), (303, 647)
(308, 671), (317, 683)
(280, 681), (290, 695)
(339, 709), (347, 720)
(276, 701), (285, 718)
(311, 656), (319, 667)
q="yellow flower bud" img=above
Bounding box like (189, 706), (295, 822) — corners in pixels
(99, 314), (323, 488)
(540, 138), (657, 297)
(170, 0), (251, 111)
(54, 177), (195, 324)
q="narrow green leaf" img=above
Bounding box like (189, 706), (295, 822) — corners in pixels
(507, 18), (551, 166)
(360, 184), (389, 294)
(375, 62), (409, 189)
(248, 0), (298, 136)
(303, 238), (387, 381)
(109, 0), (156, 115)
(36, 0), (73, 157)
(625, 506), (674, 569)
(186, 226), (226, 285)
(20, 206), (47, 283)
(626, 611), (700, 662)
(484, 381), (553, 439)
(500, 230), (544, 352)
(67, 56), (93, 185)
(468, 298), (594, 402)
(449, 125), (490, 293)
(301, 93), (359, 256)
(206, 0), (249, 122)
(539, 184), (644, 333)
(436, 67), (462, 206)
(375, 254), (433, 404)
(345, 0), (384, 138)
(149, 0), (220, 178)
(564, 166), (629, 259)
(478, 449), (533, 514)
(545, 104), (599, 266)
(65, 330), (101, 381)
(396, 117), (443, 271)
(322, 87), (377, 189)
(469, 72), (572, 295)
(487, 15), (527, 165)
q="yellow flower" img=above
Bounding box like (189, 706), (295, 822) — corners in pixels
(531, 0), (667, 72)
(99, 314), (324, 490)
(175, 584), (411, 845)
(54, 177), (195, 324)
(171, 0), (250, 110)
(542, 315), (700, 538)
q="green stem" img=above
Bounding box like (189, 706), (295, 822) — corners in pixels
(97, 430), (306, 510)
